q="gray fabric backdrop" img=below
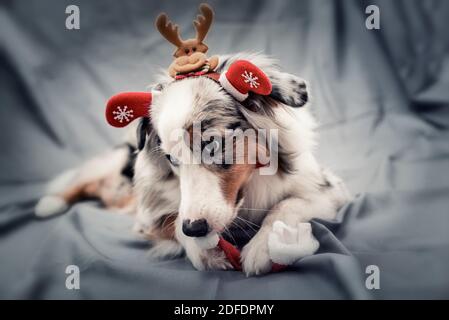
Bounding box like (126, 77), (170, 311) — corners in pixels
(0, 0), (448, 299)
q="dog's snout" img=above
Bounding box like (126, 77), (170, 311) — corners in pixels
(182, 219), (209, 237)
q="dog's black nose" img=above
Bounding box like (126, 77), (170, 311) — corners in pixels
(182, 219), (209, 237)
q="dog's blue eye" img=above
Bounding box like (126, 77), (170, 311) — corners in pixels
(204, 140), (220, 154)
(166, 154), (180, 166)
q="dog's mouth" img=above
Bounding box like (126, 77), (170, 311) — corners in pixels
(218, 186), (252, 247)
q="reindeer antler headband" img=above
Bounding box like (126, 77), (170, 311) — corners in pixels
(156, 3), (213, 58)
(105, 3), (272, 128)
(105, 60), (272, 127)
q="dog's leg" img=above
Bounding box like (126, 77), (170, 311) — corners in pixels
(241, 195), (339, 276)
(133, 211), (184, 260)
(35, 146), (133, 217)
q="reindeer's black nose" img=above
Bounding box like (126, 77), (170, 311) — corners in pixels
(182, 219), (209, 237)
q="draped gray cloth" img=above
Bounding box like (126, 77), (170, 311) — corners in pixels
(1, 0), (448, 299)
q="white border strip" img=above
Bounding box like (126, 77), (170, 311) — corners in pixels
(219, 72), (248, 102)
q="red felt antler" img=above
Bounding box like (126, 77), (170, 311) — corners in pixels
(105, 92), (152, 128)
(218, 60), (272, 102)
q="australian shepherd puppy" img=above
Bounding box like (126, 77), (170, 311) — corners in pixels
(35, 52), (351, 276)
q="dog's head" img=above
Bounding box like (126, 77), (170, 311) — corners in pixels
(107, 53), (310, 237)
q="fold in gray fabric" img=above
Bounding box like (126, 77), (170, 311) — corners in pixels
(0, 0), (448, 299)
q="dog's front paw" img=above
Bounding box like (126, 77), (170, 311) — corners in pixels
(241, 231), (272, 276)
(268, 221), (319, 265)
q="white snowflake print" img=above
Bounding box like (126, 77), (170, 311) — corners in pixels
(113, 106), (134, 123)
(241, 70), (260, 89)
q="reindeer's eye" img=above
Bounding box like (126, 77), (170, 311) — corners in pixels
(166, 154), (180, 167)
(192, 47), (197, 52)
(184, 48), (190, 55)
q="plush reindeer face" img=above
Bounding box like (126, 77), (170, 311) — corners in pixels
(156, 4), (219, 78)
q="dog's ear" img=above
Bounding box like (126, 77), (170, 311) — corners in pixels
(268, 72), (309, 108)
(136, 117), (150, 150)
(241, 73), (309, 115)
(218, 59), (309, 109)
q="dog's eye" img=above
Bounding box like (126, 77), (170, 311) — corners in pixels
(204, 140), (220, 154)
(166, 154), (180, 166)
